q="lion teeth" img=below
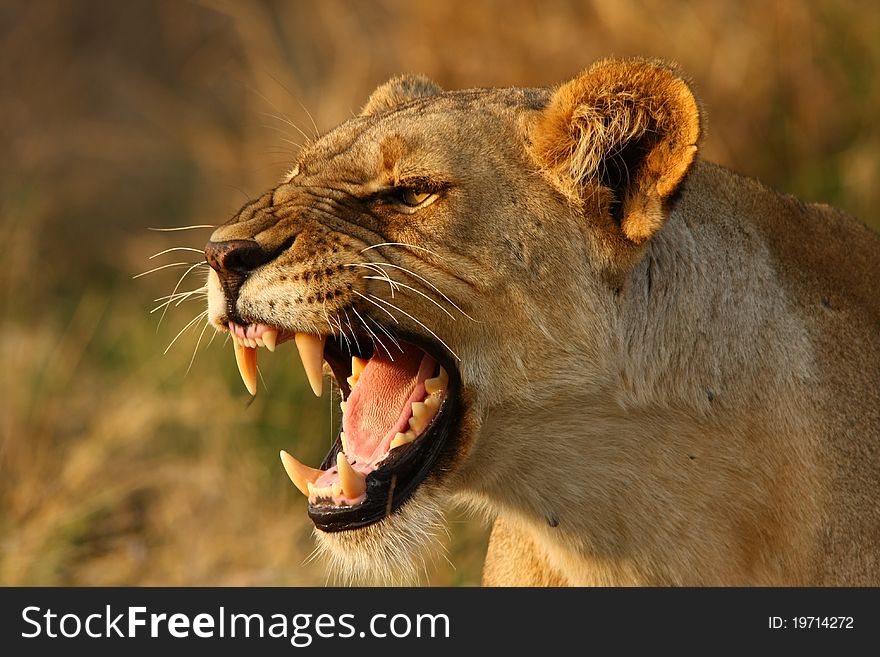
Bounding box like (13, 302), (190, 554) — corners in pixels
(390, 431), (416, 450)
(337, 451), (366, 498)
(347, 356), (369, 389)
(279, 450), (322, 497)
(408, 401), (430, 433)
(233, 340), (258, 396)
(262, 328), (277, 352)
(411, 401), (429, 421)
(424, 366), (448, 394)
(424, 393), (441, 412)
(294, 332), (327, 397)
(340, 431), (348, 453)
(352, 356), (368, 377)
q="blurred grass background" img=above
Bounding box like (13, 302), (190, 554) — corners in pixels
(1, 0), (878, 586)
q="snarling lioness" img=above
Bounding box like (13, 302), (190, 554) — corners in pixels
(205, 59), (880, 585)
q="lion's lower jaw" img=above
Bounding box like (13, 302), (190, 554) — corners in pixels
(312, 491), (447, 585)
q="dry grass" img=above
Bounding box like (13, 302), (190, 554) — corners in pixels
(1, 0), (878, 586)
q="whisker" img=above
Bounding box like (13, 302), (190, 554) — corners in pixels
(185, 320), (212, 377)
(164, 310), (208, 355)
(265, 70), (321, 140)
(342, 308), (362, 353)
(175, 289), (208, 306)
(149, 288), (207, 314)
(257, 365), (269, 393)
(366, 315), (404, 354)
(321, 304), (338, 341)
(259, 122), (305, 147)
(352, 307), (395, 360)
(258, 109), (313, 147)
(346, 262), (399, 297)
(331, 310), (352, 354)
(149, 246), (206, 260)
(154, 286), (208, 302)
(158, 262), (209, 330)
(360, 242), (449, 262)
(133, 261), (194, 279)
(302, 543), (322, 567)
(362, 276), (456, 320)
(351, 290), (400, 325)
(148, 224), (214, 232)
(346, 262), (476, 321)
(367, 294), (459, 361)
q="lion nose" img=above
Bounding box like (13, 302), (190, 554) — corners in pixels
(205, 239), (273, 290)
(205, 239), (271, 275)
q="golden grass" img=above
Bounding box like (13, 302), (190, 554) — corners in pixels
(1, 0), (877, 585)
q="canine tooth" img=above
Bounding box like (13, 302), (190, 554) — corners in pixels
(340, 401), (347, 413)
(294, 333), (327, 397)
(233, 341), (258, 395)
(352, 356), (368, 377)
(307, 482), (316, 496)
(337, 452), (366, 498)
(390, 431), (415, 449)
(347, 356), (369, 388)
(340, 431), (348, 453)
(263, 329), (278, 352)
(425, 366), (448, 394)
(279, 451), (322, 497)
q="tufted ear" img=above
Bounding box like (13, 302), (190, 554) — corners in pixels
(530, 59), (702, 244)
(360, 74), (443, 116)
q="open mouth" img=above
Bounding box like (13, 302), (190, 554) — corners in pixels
(226, 321), (460, 532)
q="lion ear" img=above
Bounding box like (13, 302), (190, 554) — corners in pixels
(360, 74), (443, 116)
(530, 59), (702, 244)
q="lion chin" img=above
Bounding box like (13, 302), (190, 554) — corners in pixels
(313, 490), (446, 586)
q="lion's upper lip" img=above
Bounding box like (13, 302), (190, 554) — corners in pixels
(225, 320), (459, 531)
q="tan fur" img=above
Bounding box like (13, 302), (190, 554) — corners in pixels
(206, 59), (880, 585)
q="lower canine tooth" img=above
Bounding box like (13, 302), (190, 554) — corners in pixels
(294, 333), (327, 397)
(233, 341), (258, 395)
(347, 355), (369, 389)
(352, 356), (368, 377)
(425, 366), (448, 394)
(279, 451), (322, 497)
(337, 452), (366, 498)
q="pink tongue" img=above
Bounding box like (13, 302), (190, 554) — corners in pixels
(343, 343), (424, 462)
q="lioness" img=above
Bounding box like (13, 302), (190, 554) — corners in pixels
(204, 59), (880, 585)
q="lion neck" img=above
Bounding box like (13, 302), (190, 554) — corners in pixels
(456, 161), (821, 584)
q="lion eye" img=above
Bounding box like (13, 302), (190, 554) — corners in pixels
(398, 188), (432, 207)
